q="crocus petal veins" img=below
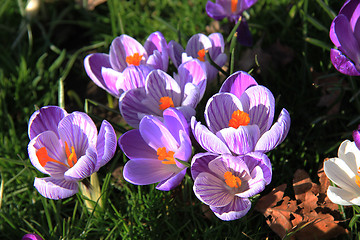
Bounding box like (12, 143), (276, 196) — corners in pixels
(157, 147), (176, 165)
(126, 53), (143, 66)
(159, 96), (175, 110)
(224, 171), (241, 188)
(231, 0), (238, 13)
(65, 141), (78, 167)
(197, 49), (206, 62)
(228, 110), (250, 129)
(36, 147), (68, 168)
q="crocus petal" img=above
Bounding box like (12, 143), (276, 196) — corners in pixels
(178, 59), (207, 98)
(207, 154), (249, 180)
(339, 0), (360, 31)
(64, 147), (97, 181)
(330, 48), (360, 76)
(240, 85), (275, 135)
(116, 65), (152, 96)
(58, 112), (97, 153)
(28, 131), (66, 175)
(327, 185), (360, 205)
(144, 31), (167, 55)
(84, 53), (112, 91)
(119, 87), (151, 128)
(255, 108), (291, 153)
(219, 71), (258, 98)
(205, 93), (242, 133)
(193, 172), (234, 207)
(217, 125), (260, 155)
(236, 166), (266, 198)
(244, 152), (272, 185)
(95, 120), (117, 171)
(185, 34), (213, 59)
(173, 130), (192, 168)
(22, 233), (44, 240)
(208, 33), (225, 58)
(337, 140), (360, 177)
(28, 106), (67, 140)
(34, 177), (78, 200)
(163, 108), (189, 138)
(191, 117), (231, 154)
(109, 35), (147, 72)
(210, 197), (251, 221)
(191, 152), (219, 179)
(240, 0), (258, 10)
(353, 126), (360, 149)
(236, 19), (253, 47)
(146, 49), (168, 72)
(333, 14), (360, 66)
(168, 40), (184, 68)
(181, 83), (201, 109)
(156, 168), (187, 191)
(119, 129), (157, 159)
(101, 67), (122, 97)
(205, 1), (227, 21)
(139, 115), (179, 151)
(123, 159), (177, 185)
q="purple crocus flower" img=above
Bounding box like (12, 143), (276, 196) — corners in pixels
(84, 31), (168, 97)
(28, 106), (117, 200)
(168, 33), (227, 82)
(205, 0), (258, 46)
(22, 234), (43, 240)
(330, 0), (360, 76)
(118, 108), (192, 191)
(119, 59), (207, 128)
(191, 71), (290, 156)
(191, 152), (270, 220)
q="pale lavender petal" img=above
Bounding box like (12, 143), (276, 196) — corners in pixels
(181, 83), (201, 109)
(330, 48), (360, 76)
(64, 147), (97, 181)
(58, 112), (97, 155)
(101, 67), (122, 97)
(163, 108), (189, 142)
(207, 154), (250, 180)
(191, 117), (231, 154)
(145, 69), (182, 107)
(243, 152), (272, 184)
(217, 125), (260, 155)
(191, 152), (219, 179)
(95, 120), (117, 171)
(84, 53), (112, 91)
(240, 0), (258, 10)
(208, 33), (225, 58)
(173, 130), (192, 168)
(178, 59), (207, 98)
(119, 129), (156, 158)
(139, 115), (178, 151)
(43, 161), (69, 179)
(334, 15), (360, 66)
(34, 177), (78, 200)
(28, 131), (66, 175)
(144, 31), (167, 54)
(204, 61), (220, 82)
(109, 35), (147, 72)
(205, 93), (242, 133)
(168, 40), (184, 68)
(116, 65), (152, 95)
(28, 106), (67, 140)
(119, 88), (151, 128)
(255, 108), (291, 153)
(185, 34), (212, 59)
(193, 172), (233, 207)
(176, 105), (197, 122)
(210, 197), (251, 221)
(146, 49), (168, 71)
(236, 166), (266, 198)
(156, 168), (187, 191)
(213, 52), (227, 69)
(206, 1), (227, 21)
(219, 71), (258, 98)
(240, 85), (275, 135)
(123, 159), (177, 185)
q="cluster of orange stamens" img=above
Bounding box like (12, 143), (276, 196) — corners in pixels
(126, 52), (143, 66)
(36, 141), (78, 168)
(159, 96), (175, 110)
(228, 110), (250, 129)
(224, 171), (242, 188)
(157, 147), (176, 165)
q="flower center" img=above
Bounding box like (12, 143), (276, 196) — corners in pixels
(228, 110), (250, 129)
(157, 147), (176, 165)
(197, 49), (206, 62)
(36, 141), (78, 168)
(231, 0), (238, 13)
(356, 175), (360, 189)
(126, 53), (143, 66)
(159, 96), (175, 110)
(224, 171), (241, 188)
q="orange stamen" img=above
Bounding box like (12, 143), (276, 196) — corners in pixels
(231, 0), (238, 13)
(197, 49), (206, 62)
(36, 147), (68, 168)
(356, 175), (360, 188)
(159, 96), (175, 111)
(224, 171), (242, 188)
(228, 110), (250, 129)
(126, 53), (143, 66)
(157, 147), (176, 165)
(65, 141), (78, 167)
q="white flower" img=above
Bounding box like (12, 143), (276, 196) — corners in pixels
(324, 140), (360, 206)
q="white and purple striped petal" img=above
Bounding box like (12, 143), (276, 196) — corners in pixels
(34, 177), (79, 200)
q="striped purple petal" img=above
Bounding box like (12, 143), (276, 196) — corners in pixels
(156, 168), (187, 191)
(64, 147), (97, 181)
(205, 1), (227, 21)
(84, 53), (112, 92)
(210, 197), (251, 221)
(191, 152), (219, 179)
(219, 71), (258, 101)
(95, 120), (117, 171)
(119, 129), (157, 159)
(168, 40), (184, 68)
(34, 177), (79, 200)
(330, 48), (360, 76)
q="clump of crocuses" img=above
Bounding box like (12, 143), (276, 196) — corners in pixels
(118, 108), (192, 190)
(330, 0), (360, 76)
(28, 106), (117, 199)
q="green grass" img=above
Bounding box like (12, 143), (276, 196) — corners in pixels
(0, 0), (358, 239)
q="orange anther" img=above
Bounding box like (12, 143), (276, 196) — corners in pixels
(126, 53), (143, 66)
(197, 49), (206, 62)
(159, 96), (175, 111)
(228, 110), (250, 129)
(231, 0), (238, 13)
(36, 147), (68, 168)
(224, 171), (242, 188)
(157, 147), (176, 165)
